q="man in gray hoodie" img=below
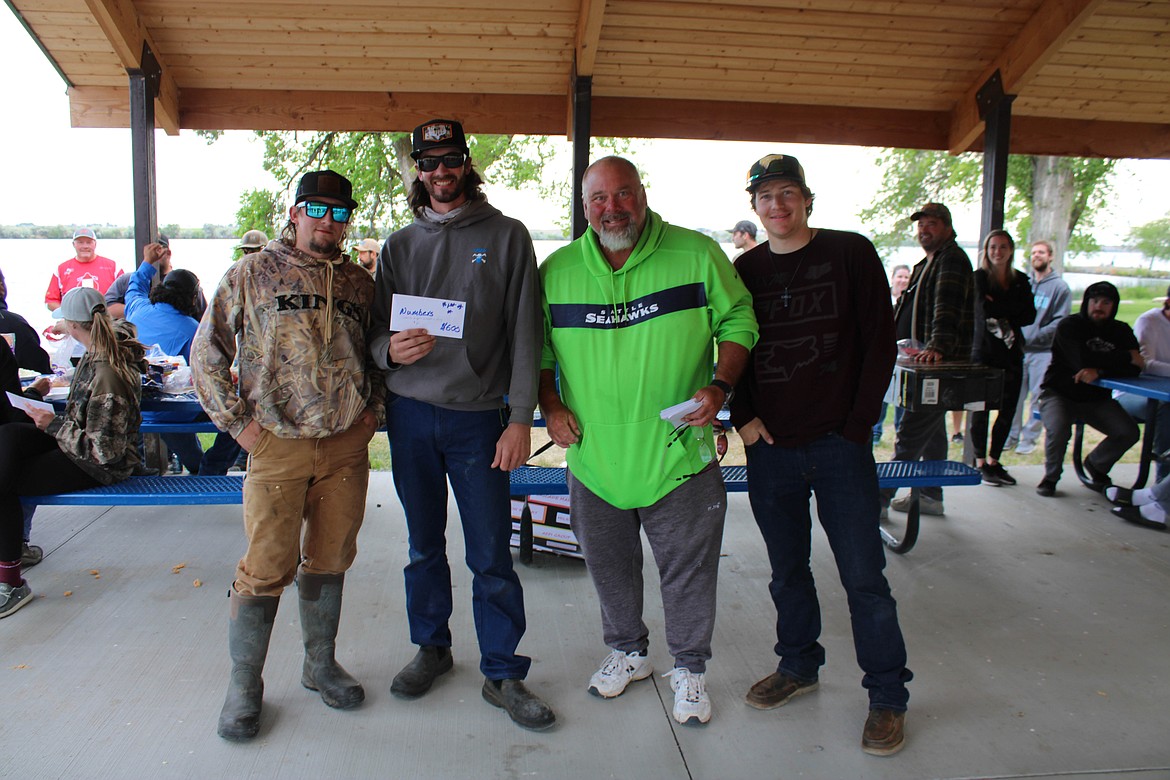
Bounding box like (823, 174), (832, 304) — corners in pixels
(368, 119), (553, 731)
(1009, 240), (1072, 454)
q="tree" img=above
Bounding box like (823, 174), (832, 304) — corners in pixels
(1128, 215), (1170, 271)
(232, 131), (622, 241)
(860, 150), (1115, 270)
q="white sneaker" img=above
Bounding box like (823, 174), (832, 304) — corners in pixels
(588, 650), (652, 698)
(666, 667), (711, 725)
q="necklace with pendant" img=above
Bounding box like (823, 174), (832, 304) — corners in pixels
(767, 229), (816, 308)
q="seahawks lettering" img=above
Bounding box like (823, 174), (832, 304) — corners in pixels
(584, 301), (660, 325)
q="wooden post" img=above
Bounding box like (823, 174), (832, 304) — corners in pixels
(128, 42), (161, 267)
(571, 66), (592, 240)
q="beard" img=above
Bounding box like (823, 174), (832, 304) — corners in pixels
(424, 170), (466, 204)
(597, 218), (641, 253)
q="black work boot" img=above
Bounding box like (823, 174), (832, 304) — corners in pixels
(298, 572), (365, 709)
(391, 646), (453, 699)
(217, 590), (278, 741)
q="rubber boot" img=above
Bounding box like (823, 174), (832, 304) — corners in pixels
(217, 590), (278, 740)
(298, 571), (365, 709)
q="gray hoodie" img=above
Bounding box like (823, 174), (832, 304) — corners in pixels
(369, 198), (541, 423)
(1021, 270), (1072, 354)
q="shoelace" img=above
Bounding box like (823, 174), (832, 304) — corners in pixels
(599, 651), (628, 677)
(665, 669), (705, 702)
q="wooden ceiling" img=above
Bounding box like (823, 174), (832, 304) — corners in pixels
(9, 0), (1170, 158)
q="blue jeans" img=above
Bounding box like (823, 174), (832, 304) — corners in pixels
(745, 433), (912, 710)
(387, 396), (530, 680)
(198, 431), (243, 476)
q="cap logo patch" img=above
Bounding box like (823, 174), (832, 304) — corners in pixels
(424, 123), (454, 143)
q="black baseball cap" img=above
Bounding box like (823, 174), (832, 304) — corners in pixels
(295, 170), (358, 211)
(746, 154), (807, 193)
(411, 119), (470, 160)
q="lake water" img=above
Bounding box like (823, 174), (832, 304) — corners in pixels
(1, 237), (1160, 341)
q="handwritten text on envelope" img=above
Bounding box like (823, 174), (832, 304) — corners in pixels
(389, 294), (467, 338)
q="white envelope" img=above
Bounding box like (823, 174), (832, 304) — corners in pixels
(389, 294), (467, 339)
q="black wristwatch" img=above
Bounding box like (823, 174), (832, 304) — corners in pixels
(711, 379), (735, 402)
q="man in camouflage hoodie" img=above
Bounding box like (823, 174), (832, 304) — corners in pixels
(192, 170), (384, 741)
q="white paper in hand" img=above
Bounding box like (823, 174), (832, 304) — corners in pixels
(660, 398), (702, 426)
(6, 391), (54, 416)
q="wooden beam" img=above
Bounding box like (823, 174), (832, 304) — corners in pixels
(948, 0), (1105, 153)
(82, 0), (182, 134)
(63, 86), (1170, 160)
(574, 0), (606, 76)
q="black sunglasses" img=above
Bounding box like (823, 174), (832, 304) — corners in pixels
(417, 152), (467, 173)
(300, 201), (353, 223)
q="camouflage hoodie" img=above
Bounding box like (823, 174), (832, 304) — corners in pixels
(191, 239), (383, 439)
(46, 354), (142, 485)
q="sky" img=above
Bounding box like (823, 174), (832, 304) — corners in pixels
(2, 8), (1168, 242)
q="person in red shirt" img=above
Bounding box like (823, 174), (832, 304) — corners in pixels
(45, 228), (123, 312)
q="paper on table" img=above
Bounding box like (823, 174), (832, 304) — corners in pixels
(389, 293), (467, 338)
(6, 391), (54, 415)
(660, 398), (702, 426)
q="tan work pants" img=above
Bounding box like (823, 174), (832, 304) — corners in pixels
(234, 423), (371, 597)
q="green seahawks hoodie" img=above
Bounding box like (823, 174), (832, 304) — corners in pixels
(540, 209), (758, 509)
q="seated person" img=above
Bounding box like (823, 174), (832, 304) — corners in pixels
(1106, 480), (1170, 532)
(0, 288), (146, 619)
(1036, 282), (1143, 497)
(1115, 286), (1170, 482)
(1, 265), (54, 567)
(126, 242), (205, 474)
(106, 236), (207, 321)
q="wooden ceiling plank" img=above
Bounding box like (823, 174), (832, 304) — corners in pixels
(82, 0), (181, 133)
(947, 0), (1106, 154)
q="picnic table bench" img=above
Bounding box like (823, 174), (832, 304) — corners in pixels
(22, 461), (978, 555)
(511, 460), (979, 558)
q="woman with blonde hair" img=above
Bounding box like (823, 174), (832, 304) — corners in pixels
(0, 287), (146, 618)
(970, 230), (1036, 487)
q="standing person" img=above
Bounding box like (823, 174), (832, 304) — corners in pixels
(882, 203), (975, 517)
(730, 153), (910, 756)
(539, 156), (757, 726)
(45, 228), (123, 312)
(368, 119), (554, 731)
(1, 287), (145, 619)
(1114, 286), (1170, 481)
(353, 238), (380, 276)
(192, 170), (383, 741)
(1009, 240), (1072, 454)
(889, 264), (910, 306)
(874, 264), (912, 444)
(969, 230), (1035, 486)
(236, 229), (268, 257)
(730, 220), (759, 256)
(1036, 282), (1142, 497)
(197, 230), (270, 476)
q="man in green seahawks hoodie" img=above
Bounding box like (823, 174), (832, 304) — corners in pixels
(539, 156), (758, 726)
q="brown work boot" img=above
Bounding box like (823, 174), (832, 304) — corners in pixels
(744, 671), (818, 710)
(861, 708), (906, 756)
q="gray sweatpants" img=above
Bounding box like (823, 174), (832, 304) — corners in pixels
(567, 465), (727, 673)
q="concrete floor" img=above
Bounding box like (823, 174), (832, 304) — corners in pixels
(3, 466), (1169, 780)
